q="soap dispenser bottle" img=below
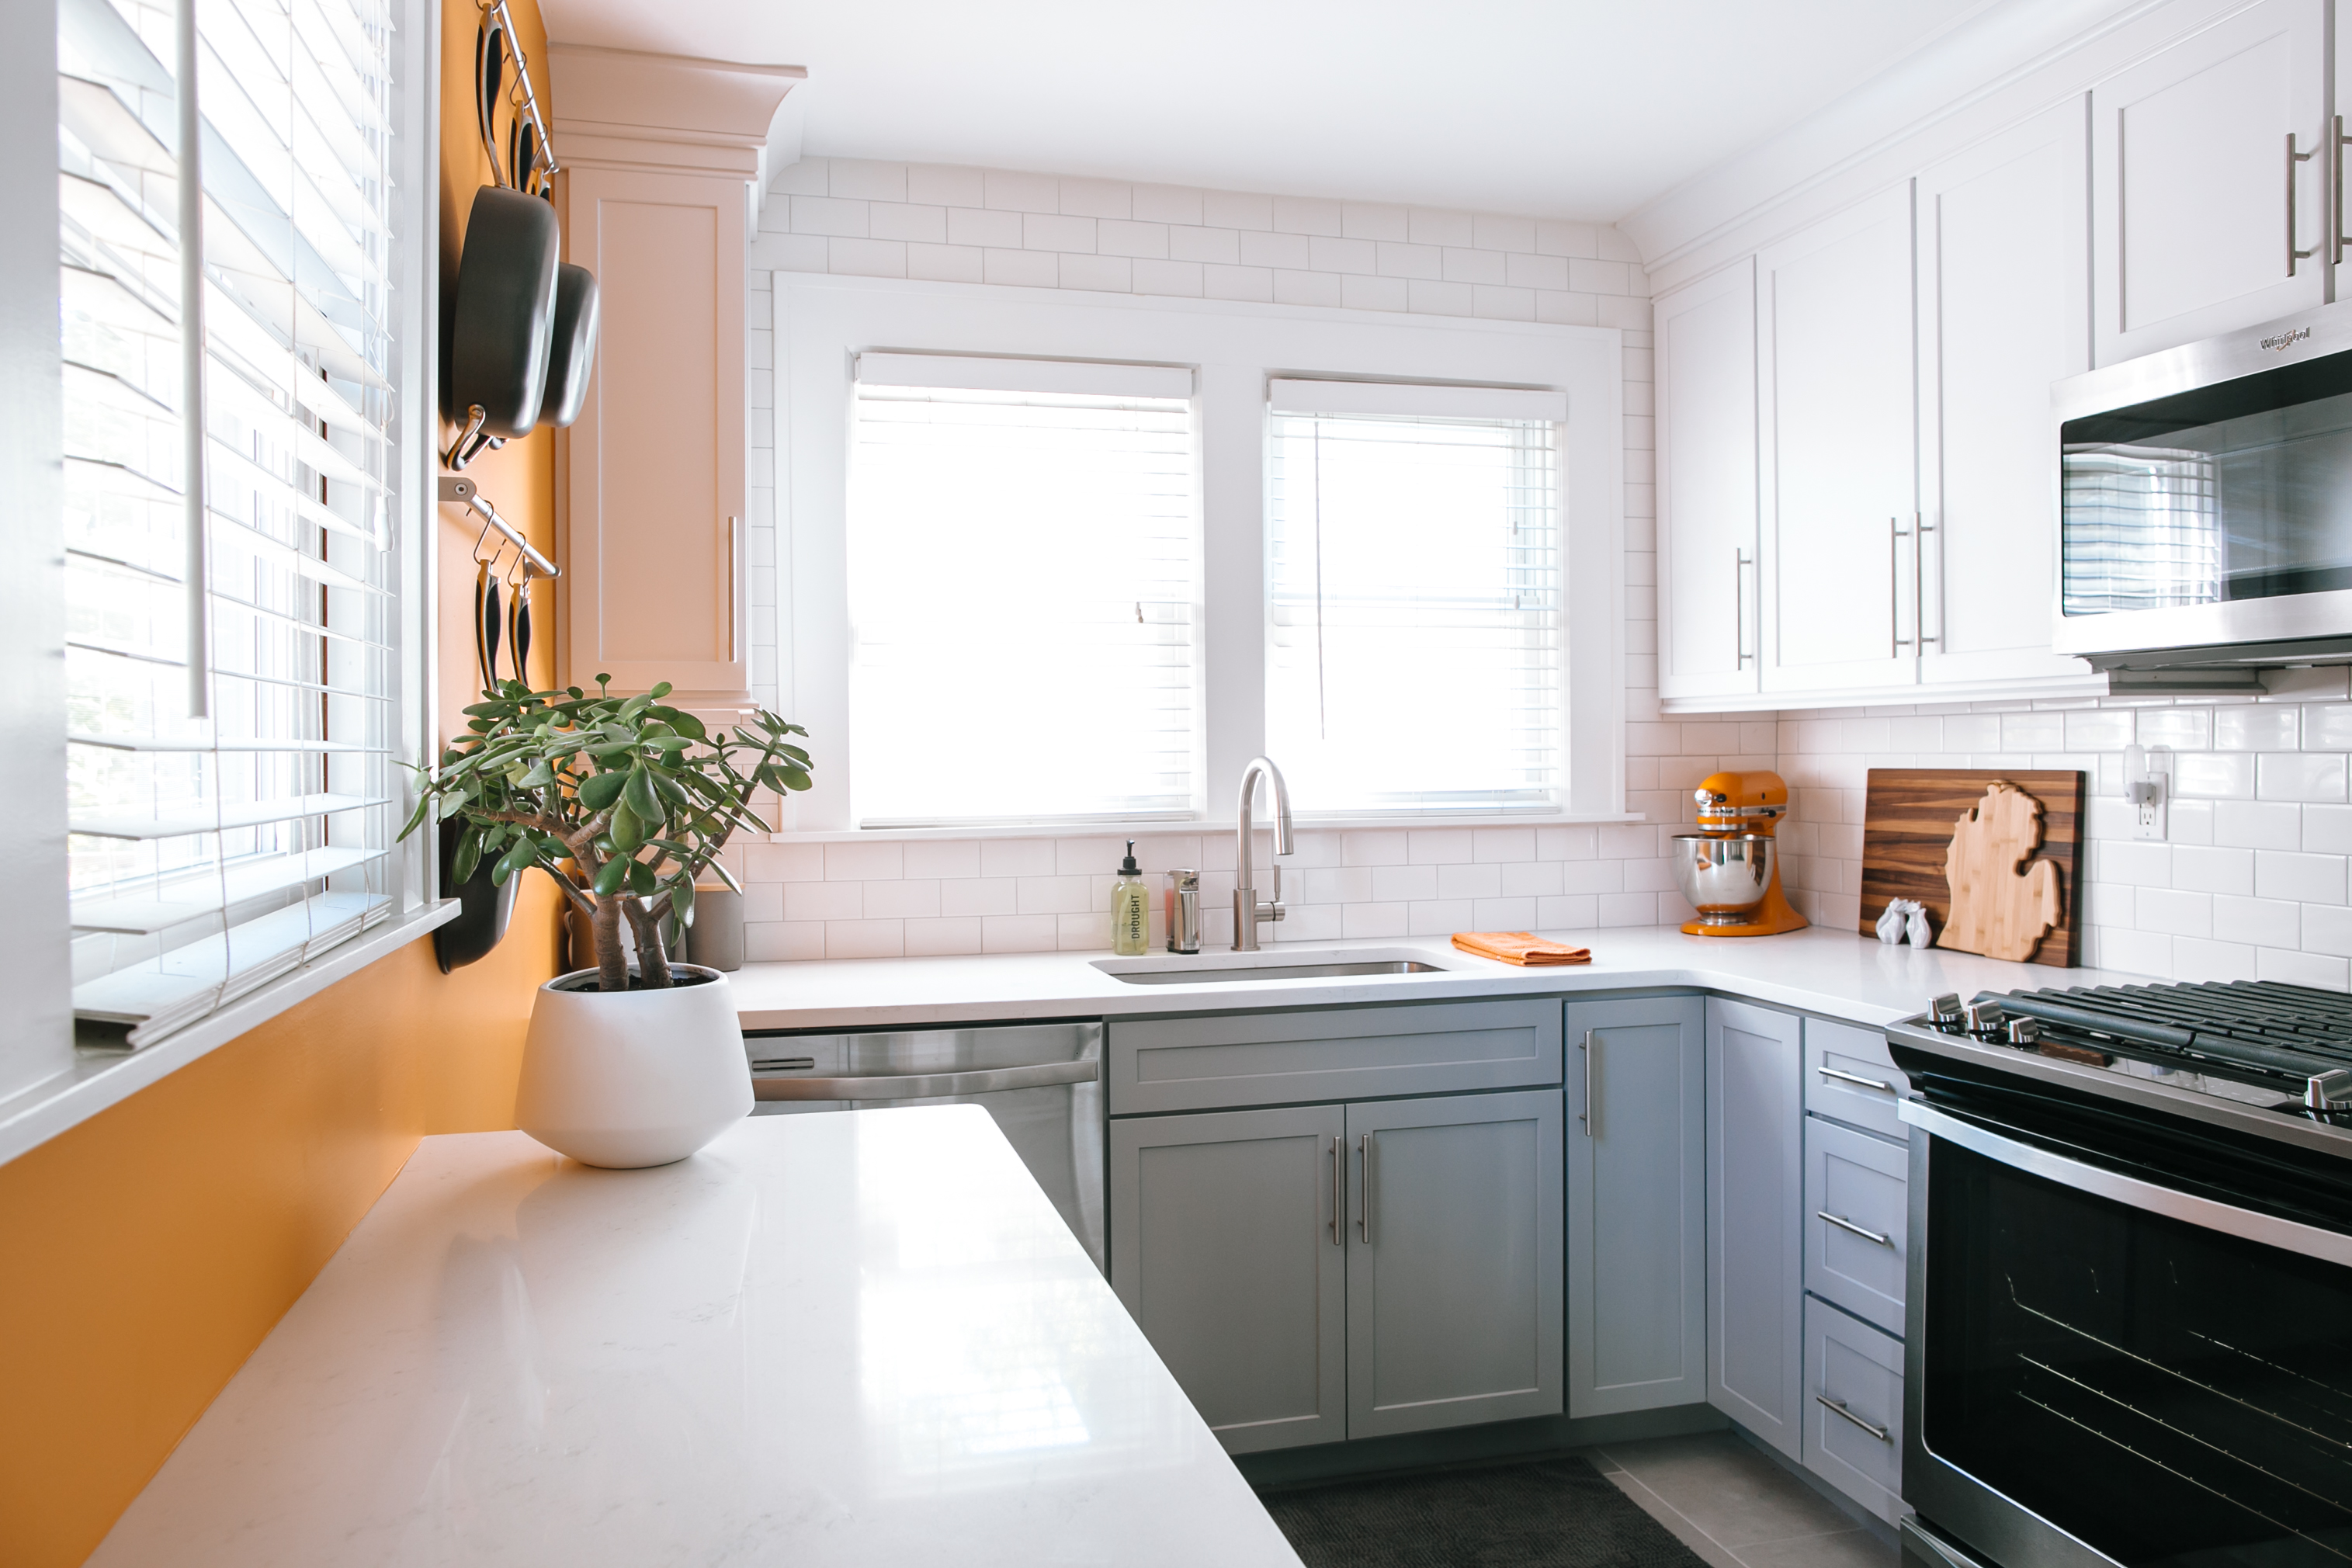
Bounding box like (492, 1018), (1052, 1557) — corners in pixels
(1112, 841), (1150, 956)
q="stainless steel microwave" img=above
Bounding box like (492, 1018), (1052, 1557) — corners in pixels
(2054, 299), (2352, 673)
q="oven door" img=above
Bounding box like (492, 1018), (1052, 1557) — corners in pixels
(1901, 1099), (2352, 1568)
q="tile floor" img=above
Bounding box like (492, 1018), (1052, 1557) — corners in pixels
(1585, 1431), (1898, 1568)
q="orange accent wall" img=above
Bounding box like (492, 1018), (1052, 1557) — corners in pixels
(0, 3), (565, 1563)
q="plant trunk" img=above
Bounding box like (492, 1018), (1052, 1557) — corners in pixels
(624, 897), (673, 989)
(593, 893), (630, 991)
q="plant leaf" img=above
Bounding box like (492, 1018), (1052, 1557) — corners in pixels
(592, 856), (630, 897)
(671, 877), (696, 926)
(578, 771), (628, 811)
(609, 800), (645, 852)
(453, 825), (483, 885)
(623, 765), (661, 824)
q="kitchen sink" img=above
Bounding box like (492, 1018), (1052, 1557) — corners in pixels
(1098, 958), (1448, 985)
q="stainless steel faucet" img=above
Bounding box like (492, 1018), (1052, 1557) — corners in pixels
(1233, 756), (1295, 952)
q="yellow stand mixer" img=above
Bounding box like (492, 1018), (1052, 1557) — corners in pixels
(1674, 769), (1809, 937)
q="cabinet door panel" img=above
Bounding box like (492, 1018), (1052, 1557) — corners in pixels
(1707, 997), (1806, 1459)
(1563, 997), (1705, 1417)
(1805, 1118), (1910, 1336)
(1804, 1296), (1906, 1523)
(2092, 0), (2326, 364)
(1804, 1017), (1907, 1143)
(1657, 259), (1761, 702)
(1110, 1105), (1347, 1453)
(1345, 1090), (1564, 1438)
(561, 167), (751, 702)
(1758, 182), (1920, 694)
(1917, 99), (2096, 689)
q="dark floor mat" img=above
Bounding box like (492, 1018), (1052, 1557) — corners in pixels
(1258, 1454), (1710, 1568)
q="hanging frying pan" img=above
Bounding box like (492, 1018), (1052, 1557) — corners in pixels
(444, 185), (558, 465)
(536, 263), (599, 429)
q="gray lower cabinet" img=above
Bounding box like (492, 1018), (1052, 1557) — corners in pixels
(1804, 1018), (1907, 1142)
(1805, 1116), (1909, 1335)
(1706, 996), (1806, 1459)
(1346, 1089), (1566, 1439)
(1803, 1296), (1906, 1523)
(1111, 1088), (1563, 1452)
(1109, 1105), (1348, 1454)
(1563, 997), (1705, 1417)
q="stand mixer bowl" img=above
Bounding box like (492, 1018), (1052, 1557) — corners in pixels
(1672, 832), (1775, 927)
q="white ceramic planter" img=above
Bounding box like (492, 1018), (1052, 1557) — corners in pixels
(515, 965), (753, 1167)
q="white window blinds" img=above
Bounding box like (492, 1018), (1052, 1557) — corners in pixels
(1266, 394), (1564, 814)
(848, 356), (1200, 827)
(58, 0), (404, 1043)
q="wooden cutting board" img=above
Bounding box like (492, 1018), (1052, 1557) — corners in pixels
(1858, 768), (2086, 967)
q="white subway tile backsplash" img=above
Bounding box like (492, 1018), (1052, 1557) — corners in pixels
(783, 881), (862, 922)
(2173, 752), (2256, 799)
(2259, 751), (2349, 803)
(825, 840), (903, 881)
(2169, 845), (2253, 896)
(904, 839), (983, 880)
(981, 914), (1059, 953)
(1438, 862), (1503, 900)
(1408, 829), (1476, 865)
(980, 839), (1057, 879)
(2216, 705), (2300, 751)
(1372, 863), (1438, 902)
(2257, 850), (2348, 905)
(2213, 799), (2302, 850)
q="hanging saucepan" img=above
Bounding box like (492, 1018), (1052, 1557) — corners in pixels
(536, 262), (600, 429)
(444, 185), (559, 468)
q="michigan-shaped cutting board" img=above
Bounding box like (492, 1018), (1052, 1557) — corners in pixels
(1858, 768), (2087, 968)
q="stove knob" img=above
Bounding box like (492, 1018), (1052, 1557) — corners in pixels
(2307, 1068), (2352, 1113)
(1926, 993), (1965, 1030)
(1964, 997), (2007, 1037)
(2005, 1017), (2041, 1046)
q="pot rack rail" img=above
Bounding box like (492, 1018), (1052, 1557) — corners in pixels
(437, 475), (558, 580)
(477, 0), (557, 194)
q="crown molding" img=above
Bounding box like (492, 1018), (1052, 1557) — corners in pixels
(546, 43), (805, 184)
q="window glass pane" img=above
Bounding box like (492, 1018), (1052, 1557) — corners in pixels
(848, 383), (1199, 826)
(1266, 411), (1562, 813)
(60, 0), (402, 1043)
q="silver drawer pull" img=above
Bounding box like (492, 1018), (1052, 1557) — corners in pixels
(1817, 1066), (1896, 1094)
(1819, 1210), (1892, 1247)
(1816, 1395), (1890, 1442)
(752, 1060), (1098, 1100)
(752, 1055), (817, 1072)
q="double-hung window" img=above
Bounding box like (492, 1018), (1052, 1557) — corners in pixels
(1265, 380), (1569, 814)
(57, 0), (415, 1043)
(845, 353), (1201, 827)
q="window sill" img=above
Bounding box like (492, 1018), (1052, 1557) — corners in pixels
(767, 811), (1648, 845)
(0, 899), (463, 1170)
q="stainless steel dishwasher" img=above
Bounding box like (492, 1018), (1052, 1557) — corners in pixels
(744, 1021), (1105, 1269)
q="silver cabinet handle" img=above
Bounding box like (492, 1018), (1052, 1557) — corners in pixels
(2290, 132), (2316, 276)
(1890, 516), (1913, 653)
(1818, 1210), (1893, 1247)
(1329, 1135), (1343, 1246)
(727, 513), (743, 664)
(1357, 1132), (1373, 1244)
(1579, 1029), (1595, 1137)
(1816, 1395), (1890, 1442)
(2336, 115), (2351, 265)
(1916, 512), (1937, 647)
(1817, 1066), (1896, 1094)
(1733, 549), (1754, 666)
(752, 1059), (1098, 1101)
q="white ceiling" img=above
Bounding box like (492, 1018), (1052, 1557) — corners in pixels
(534, 1), (2002, 222)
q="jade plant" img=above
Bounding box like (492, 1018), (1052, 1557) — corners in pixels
(401, 676), (813, 991)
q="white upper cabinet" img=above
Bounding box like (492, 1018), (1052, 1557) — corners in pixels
(1757, 182), (1920, 696)
(1917, 99), (2097, 689)
(1656, 259), (1761, 703)
(2090, 0), (2326, 366)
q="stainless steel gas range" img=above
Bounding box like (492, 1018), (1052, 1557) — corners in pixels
(1882, 980), (2352, 1568)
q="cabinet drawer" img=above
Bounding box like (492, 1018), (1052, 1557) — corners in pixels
(1803, 1296), (1905, 1522)
(1108, 1000), (1561, 1114)
(1805, 1117), (1908, 1335)
(1805, 1018), (1906, 1140)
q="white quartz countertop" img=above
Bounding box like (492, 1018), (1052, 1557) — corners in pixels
(728, 924), (2149, 1034)
(88, 1108), (1303, 1568)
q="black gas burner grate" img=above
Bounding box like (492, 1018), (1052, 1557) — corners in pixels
(1993, 980), (2352, 1091)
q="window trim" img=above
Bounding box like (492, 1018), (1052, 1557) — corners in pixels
(772, 272), (1627, 838)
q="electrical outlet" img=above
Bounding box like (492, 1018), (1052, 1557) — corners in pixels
(2132, 788), (2168, 841)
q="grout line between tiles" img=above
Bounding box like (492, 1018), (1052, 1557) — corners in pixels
(1599, 1467), (1747, 1568)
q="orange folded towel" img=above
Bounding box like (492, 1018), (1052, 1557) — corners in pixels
(1452, 931), (1592, 966)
